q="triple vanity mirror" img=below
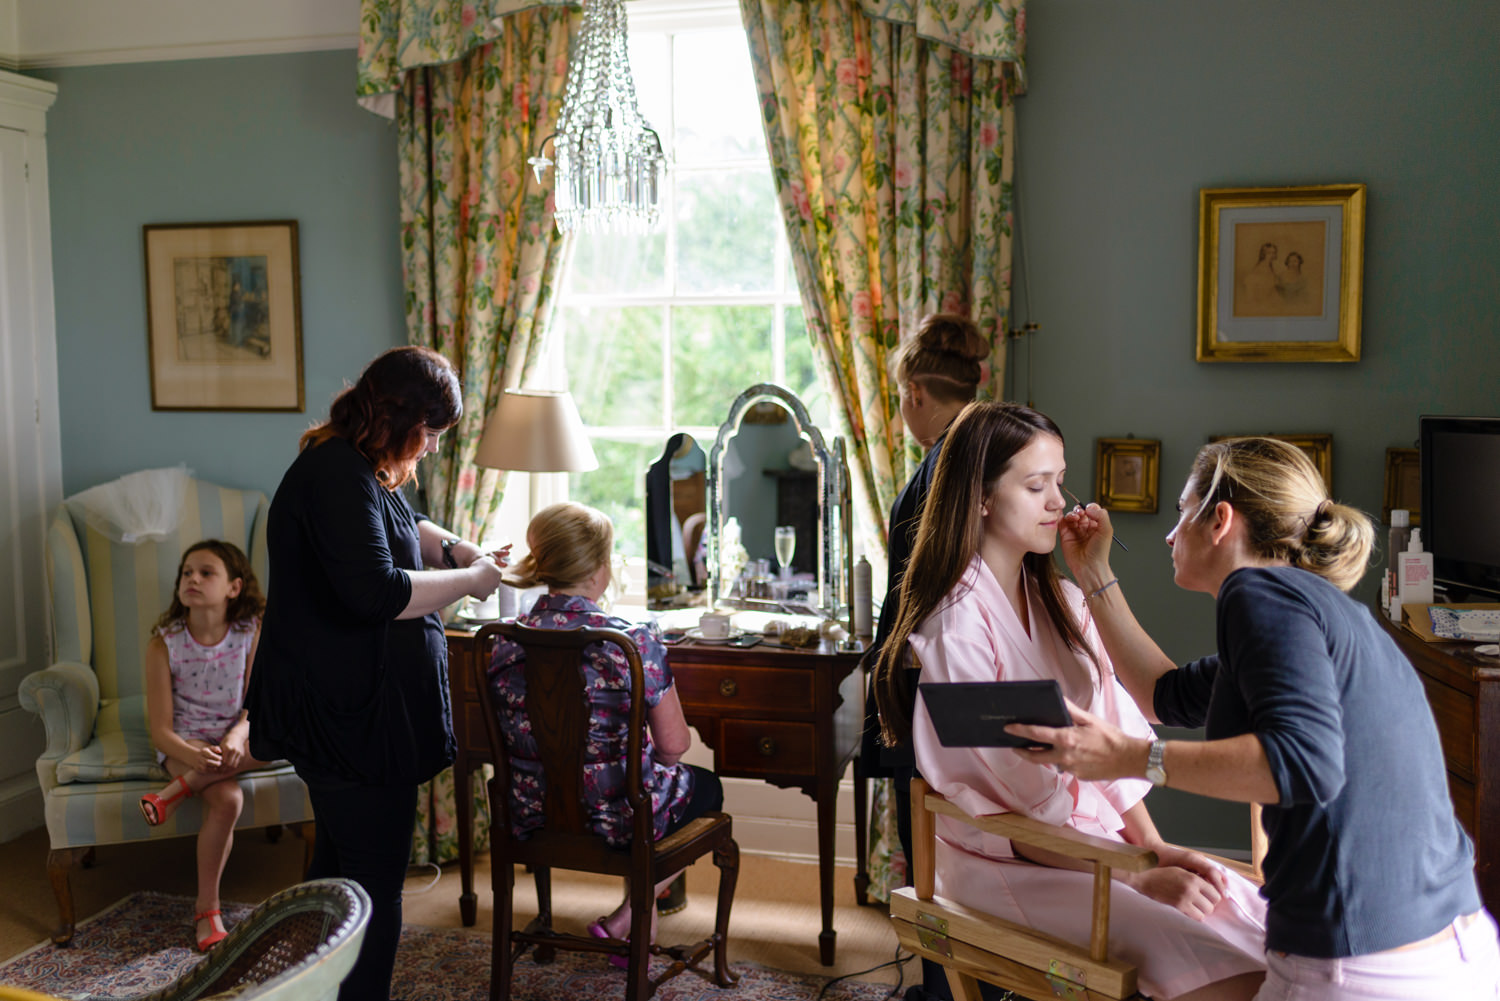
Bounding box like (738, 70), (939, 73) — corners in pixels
(707, 384), (847, 618)
(644, 383), (849, 619)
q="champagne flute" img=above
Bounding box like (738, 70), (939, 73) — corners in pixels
(774, 525), (797, 579)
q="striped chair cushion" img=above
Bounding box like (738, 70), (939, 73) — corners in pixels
(54, 695), (167, 784)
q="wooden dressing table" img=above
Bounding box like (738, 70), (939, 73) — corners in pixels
(445, 627), (869, 965)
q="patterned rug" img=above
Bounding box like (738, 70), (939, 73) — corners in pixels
(0, 892), (896, 1000)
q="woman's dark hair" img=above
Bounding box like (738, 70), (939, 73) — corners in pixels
(301, 346), (462, 489)
(891, 313), (989, 404)
(873, 401), (1099, 746)
(155, 539), (265, 633)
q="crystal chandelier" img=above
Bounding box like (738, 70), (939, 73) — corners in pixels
(529, 0), (667, 235)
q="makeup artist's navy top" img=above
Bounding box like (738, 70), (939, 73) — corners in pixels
(1154, 565), (1479, 958)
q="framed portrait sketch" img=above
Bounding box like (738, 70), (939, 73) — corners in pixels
(1383, 447), (1420, 525)
(1095, 438), (1160, 513)
(1196, 184), (1365, 363)
(1213, 433), (1333, 491)
(144, 220), (304, 411)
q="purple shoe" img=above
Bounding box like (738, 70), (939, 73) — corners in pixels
(586, 920), (630, 970)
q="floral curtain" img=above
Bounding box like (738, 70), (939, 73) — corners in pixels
(358, 0), (579, 864)
(740, 0), (1022, 902)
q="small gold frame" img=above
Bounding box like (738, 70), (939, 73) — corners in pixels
(1212, 433), (1333, 491)
(1095, 438), (1160, 513)
(1382, 447), (1420, 525)
(1196, 184), (1366, 363)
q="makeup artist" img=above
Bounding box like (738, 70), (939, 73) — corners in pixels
(247, 346), (509, 1001)
(1011, 436), (1498, 1001)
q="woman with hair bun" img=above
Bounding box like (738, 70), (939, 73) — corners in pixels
(1012, 436), (1500, 1000)
(862, 314), (990, 842)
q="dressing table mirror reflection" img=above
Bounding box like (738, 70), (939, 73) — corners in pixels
(645, 432), (708, 607)
(708, 383), (845, 617)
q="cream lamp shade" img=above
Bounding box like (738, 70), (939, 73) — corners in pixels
(473, 389), (599, 473)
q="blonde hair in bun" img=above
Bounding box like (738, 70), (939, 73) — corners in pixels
(1187, 437), (1374, 592)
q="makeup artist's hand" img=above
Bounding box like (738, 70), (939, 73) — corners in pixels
(1009, 699), (1147, 783)
(1060, 503), (1115, 586)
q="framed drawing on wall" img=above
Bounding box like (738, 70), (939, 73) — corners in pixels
(1383, 447), (1420, 525)
(1213, 433), (1333, 491)
(1095, 438), (1160, 513)
(1196, 184), (1365, 363)
(144, 220), (304, 411)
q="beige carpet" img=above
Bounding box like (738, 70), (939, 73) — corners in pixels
(0, 825), (904, 988)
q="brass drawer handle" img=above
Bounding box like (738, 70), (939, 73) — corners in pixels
(758, 736), (777, 757)
(719, 678), (738, 698)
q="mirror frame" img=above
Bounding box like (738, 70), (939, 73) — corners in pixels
(707, 383), (841, 616)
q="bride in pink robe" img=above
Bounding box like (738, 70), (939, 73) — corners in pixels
(874, 402), (1266, 1001)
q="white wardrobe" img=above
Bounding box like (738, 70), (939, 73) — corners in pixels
(0, 68), (61, 842)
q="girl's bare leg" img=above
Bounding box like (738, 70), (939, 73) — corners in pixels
(193, 778), (244, 946)
(598, 871), (681, 942)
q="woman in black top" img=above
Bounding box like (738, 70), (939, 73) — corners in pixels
(858, 315), (986, 999)
(1009, 436), (1499, 1000)
(247, 346), (508, 1001)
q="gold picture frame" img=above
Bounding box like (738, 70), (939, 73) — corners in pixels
(1196, 184), (1365, 363)
(1383, 447), (1421, 525)
(144, 220), (304, 411)
(1213, 433), (1333, 491)
(1095, 438), (1160, 513)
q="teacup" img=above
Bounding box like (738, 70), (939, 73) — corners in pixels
(699, 612), (732, 640)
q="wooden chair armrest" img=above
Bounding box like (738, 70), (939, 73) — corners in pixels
(922, 791), (1158, 873)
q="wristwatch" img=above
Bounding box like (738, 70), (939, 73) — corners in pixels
(1146, 739), (1168, 786)
(441, 537), (461, 569)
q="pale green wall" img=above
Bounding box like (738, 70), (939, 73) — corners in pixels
(37, 50), (405, 498)
(1011, 0), (1500, 848)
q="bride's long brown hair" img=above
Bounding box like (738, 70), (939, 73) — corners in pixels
(872, 401), (1099, 746)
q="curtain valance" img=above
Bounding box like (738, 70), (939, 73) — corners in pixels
(858, 0), (1025, 87)
(357, 0), (576, 109)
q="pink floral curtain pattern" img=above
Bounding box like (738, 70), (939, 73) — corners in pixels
(359, 0), (578, 865)
(740, 0), (1022, 903)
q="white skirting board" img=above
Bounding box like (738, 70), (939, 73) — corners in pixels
(719, 775), (859, 866)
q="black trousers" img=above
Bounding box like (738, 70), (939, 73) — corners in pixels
(303, 778), (419, 1001)
(664, 764), (724, 835)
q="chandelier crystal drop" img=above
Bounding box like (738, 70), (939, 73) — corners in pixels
(529, 0), (667, 235)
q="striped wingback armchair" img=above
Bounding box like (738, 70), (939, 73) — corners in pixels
(19, 473), (313, 944)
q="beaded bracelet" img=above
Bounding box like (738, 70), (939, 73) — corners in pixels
(1087, 578), (1120, 601)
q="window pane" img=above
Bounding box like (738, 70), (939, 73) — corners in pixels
(556, 305), (665, 427)
(673, 29), (764, 163)
(571, 437), (657, 559)
(671, 305), (774, 426)
(676, 169), (778, 295)
(784, 305), (834, 430)
(564, 230), (667, 297)
(629, 33), (671, 144)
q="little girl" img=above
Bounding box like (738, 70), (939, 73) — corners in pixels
(140, 539), (268, 952)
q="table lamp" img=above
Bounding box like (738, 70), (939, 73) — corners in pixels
(470, 389), (598, 618)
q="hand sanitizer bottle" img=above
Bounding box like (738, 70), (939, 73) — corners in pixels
(1398, 528), (1435, 607)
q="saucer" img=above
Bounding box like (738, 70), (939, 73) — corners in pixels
(456, 608), (501, 623)
(685, 626), (745, 645)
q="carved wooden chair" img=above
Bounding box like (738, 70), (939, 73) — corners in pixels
(473, 621), (739, 1001)
(891, 777), (1261, 1001)
(18, 471), (313, 943)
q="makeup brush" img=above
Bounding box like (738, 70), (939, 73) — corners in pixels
(1063, 486), (1129, 551)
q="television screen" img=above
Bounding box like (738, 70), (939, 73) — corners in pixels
(1420, 416), (1500, 600)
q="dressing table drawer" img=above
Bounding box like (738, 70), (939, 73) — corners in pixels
(675, 662), (814, 712)
(718, 719), (816, 776)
